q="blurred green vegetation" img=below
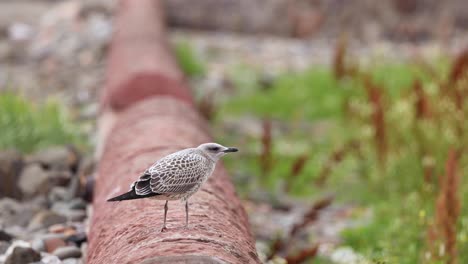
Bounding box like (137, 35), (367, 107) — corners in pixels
(0, 93), (84, 153)
(210, 55), (468, 263)
(174, 41), (206, 77)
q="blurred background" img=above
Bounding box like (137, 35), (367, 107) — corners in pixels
(1, 0), (468, 263)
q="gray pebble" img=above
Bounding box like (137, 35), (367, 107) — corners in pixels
(5, 246), (41, 264)
(65, 210), (87, 222)
(51, 201), (70, 213)
(80, 242), (87, 260)
(62, 258), (81, 264)
(18, 164), (50, 198)
(52, 246), (82, 260)
(49, 187), (71, 202)
(0, 149), (23, 199)
(28, 210), (67, 230)
(27, 146), (79, 171)
(69, 198), (87, 210)
(0, 198), (38, 227)
(30, 237), (45, 252)
(0, 241), (10, 254)
(0, 230), (13, 242)
(38, 253), (62, 264)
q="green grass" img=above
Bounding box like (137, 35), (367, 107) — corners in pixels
(221, 66), (351, 120)
(220, 62), (439, 121)
(174, 41), (206, 77)
(213, 58), (468, 263)
(0, 93), (84, 153)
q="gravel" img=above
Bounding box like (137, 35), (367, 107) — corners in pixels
(4, 246), (41, 264)
(52, 246), (82, 260)
(0, 145), (94, 263)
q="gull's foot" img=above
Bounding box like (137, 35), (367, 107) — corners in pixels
(161, 226), (168, 233)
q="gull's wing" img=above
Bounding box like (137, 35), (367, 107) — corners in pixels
(133, 149), (210, 196)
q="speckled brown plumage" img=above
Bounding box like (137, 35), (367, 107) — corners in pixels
(134, 148), (215, 200)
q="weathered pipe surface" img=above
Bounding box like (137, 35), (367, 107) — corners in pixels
(88, 0), (260, 262)
(88, 98), (260, 264)
(100, 0), (193, 111)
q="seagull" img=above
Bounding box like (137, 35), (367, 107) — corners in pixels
(107, 143), (238, 232)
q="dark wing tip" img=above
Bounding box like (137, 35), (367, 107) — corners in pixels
(107, 196), (120, 202)
(106, 190), (161, 202)
(106, 190), (135, 202)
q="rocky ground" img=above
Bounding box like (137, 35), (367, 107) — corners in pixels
(0, 146), (94, 264)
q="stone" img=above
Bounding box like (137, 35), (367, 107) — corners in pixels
(8, 23), (34, 42)
(63, 228), (77, 237)
(32, 233), (68, 252)
(80, 242), (87, 260)
(3, 226), (28, 241)
(66, 232), (87, 247)
(5, 246), (41, 264)
(0, 42), (12, 61)
(0, 197), (21, 213)
(37, 233), (68, 241)
(64, 210), (87, 222)
(0, 230), (13, 242)
(27, 146), (79, 171)
(330, 247), (367, 264)
(48, 224), (67, 234)
(68, 198), (87, 210)
(31, 237), (45, 252)
(52, 246), (82, 260)
(0, 198), (38, 227)
(62, 258), (81, 264)
(48, 224), (77, 237)
(30, 195), (48, 208)
(51, 206), (87, 223)
(39, 252), (62, 264)
(0, 149), (23, 199)
(82, 175), (95, 202)
(9, 208), (37, 227)
(291, 7), (323, 38)
(51, 201), (70, 213)
(44, 237), (67, 253)
(67, 177), (81, 200)
(19, 165), (73, 198)
(0, 241), (9, 254)
(28, 210), (67, 230)
(48, 187), (71, 203)
(48, 170), (73, 187)
(18, 164), (50, 198)
(77, 156), (95, 180)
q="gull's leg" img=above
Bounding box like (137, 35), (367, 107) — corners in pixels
(161, 200), (168, 232)
(185, 200), (189, 228)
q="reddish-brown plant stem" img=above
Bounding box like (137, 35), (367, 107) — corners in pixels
(260, 119), (273, 176)
(315, 140), (360, 186)
(428, 149), (461, 264)
(363, 76), (387, 166)
(266, 196), (333, 261)
(285, 154), (309, 192)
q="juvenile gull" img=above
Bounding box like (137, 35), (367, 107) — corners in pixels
(107, 143), (238, 232)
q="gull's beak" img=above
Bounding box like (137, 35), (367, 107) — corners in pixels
(223, 147), (238, 153)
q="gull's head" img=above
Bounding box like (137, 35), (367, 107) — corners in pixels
(197, 143), (238, 161)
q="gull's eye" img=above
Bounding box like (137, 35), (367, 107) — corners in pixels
(209, 147), (220, 151)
